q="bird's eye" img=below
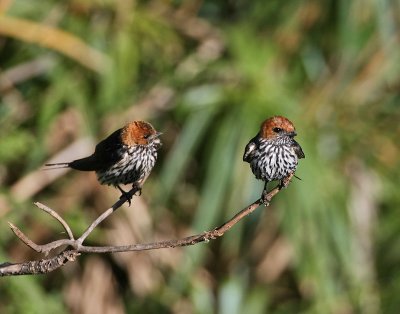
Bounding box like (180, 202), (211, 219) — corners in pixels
(143, 134), (150, 139)
(272, 127), (283, 133)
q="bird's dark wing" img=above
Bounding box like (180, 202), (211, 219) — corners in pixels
(292, 140), (305, 159)
(69, 128), (124, 171)
(243, 136), (258, 162)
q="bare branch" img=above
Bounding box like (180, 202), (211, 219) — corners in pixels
(1, 175), (294, 276)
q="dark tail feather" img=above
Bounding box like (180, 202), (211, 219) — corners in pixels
(44, 162), (70, 170)
(69, 156), (99, 171)
(45, 156), (97, 171)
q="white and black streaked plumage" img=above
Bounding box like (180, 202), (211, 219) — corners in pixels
(45, 121), (162, 201)
(96, 141), (159, 187)
(243, 116), (304, 201)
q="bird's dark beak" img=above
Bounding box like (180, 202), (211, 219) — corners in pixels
(287, 131), (297, 137)
(148, 132), (162, 141)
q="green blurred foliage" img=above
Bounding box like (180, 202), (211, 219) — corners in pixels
(1, 0), (399, 313)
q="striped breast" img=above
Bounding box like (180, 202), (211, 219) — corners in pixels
(96, 143), (158, 186)
(250, 137), (299, 182)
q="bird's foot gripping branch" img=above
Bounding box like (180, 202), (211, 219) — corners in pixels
(0, 175), (294, 276)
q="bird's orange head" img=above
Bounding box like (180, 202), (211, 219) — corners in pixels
(260, 116), (297, 139)
(121, 121), (161, 146)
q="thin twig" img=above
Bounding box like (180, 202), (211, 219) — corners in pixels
(77, 186), (140, 245)
(34, 202), (74, 240)
(8, 222), (75, 254)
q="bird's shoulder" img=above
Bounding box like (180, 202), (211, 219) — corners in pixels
(92, 128), (125, 167)
(95, 128), (123, 152)
(243, 135), (259, 162)
(291, 139), (305, 159)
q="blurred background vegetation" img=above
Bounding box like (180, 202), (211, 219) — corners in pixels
(1, 0), (399, 313)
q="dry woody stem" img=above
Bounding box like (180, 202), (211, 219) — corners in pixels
(0, 174), (293, 276)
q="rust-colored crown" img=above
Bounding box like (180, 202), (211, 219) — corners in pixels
(260, 116), (296, 139)
(121, 121), (158, 146)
